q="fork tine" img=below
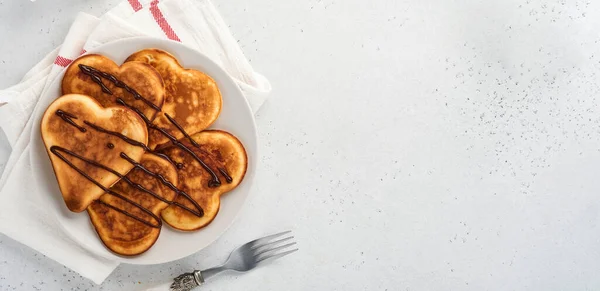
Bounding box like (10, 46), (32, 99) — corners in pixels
(256, 248), (299, 264)
(255, 242), (297, 258)
(252, 236), (294, 251)
(246, 230), (292, 248)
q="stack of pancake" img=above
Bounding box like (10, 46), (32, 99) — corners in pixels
(40, 49), (248, 256)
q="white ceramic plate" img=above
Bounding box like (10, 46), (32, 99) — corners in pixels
(29, 37), (257, 264)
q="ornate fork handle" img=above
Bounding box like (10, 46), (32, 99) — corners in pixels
(170, 271), (204, 291)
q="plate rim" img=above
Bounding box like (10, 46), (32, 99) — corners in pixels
(29, 37), (258, 265)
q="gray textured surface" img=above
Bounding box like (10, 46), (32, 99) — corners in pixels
(2, 0), (600, 290)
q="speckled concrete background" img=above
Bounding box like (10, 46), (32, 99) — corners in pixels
(2, 0), (600, 290)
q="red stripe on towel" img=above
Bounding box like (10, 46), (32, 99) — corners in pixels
(128, 0), (143, 12)
(149, 0), (181, 42)
(54, 56), (73, 67)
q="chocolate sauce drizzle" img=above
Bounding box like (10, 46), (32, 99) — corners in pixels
(52, 110), (205, 226)
(107, 143), (114, 149)
(164, 113), (201, 148)
(166, 114), (233, 183)
(166, 112), (231, 183)
(119, 153), (204, 217)
(54, 141), (203, 217)
(219, 168), (233, 184)
(78, 118), (203, 215)
(79, 64), (161, 111)
(50, 146), (161, 228)
(78, 65), (231, 185)
(55, 110), (86, 132)
(84, 120), (180, 169)
(116, 98), (223, 187)
(53, 65), (240, 227)
(164, 113), (232, 183)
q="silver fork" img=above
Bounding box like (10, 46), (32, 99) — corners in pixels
(168, 231), (297, 291)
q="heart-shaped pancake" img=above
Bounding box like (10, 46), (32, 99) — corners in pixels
(125, 49), (222, 149)
(87, 153), (179, 256)
(159, 130), (247, 231)
(41, 94), (148, 212)
(62, 54), (166, 121)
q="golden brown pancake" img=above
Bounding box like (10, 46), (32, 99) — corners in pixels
(125, 49), (222, 149)
(62, 54), (166, 121)
(159, 130), (247, 231)
(40, 94), (148, 212)
(87, 154), (179, 256)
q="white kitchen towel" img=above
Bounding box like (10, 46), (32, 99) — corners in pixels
(0, 0), (270, 284)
